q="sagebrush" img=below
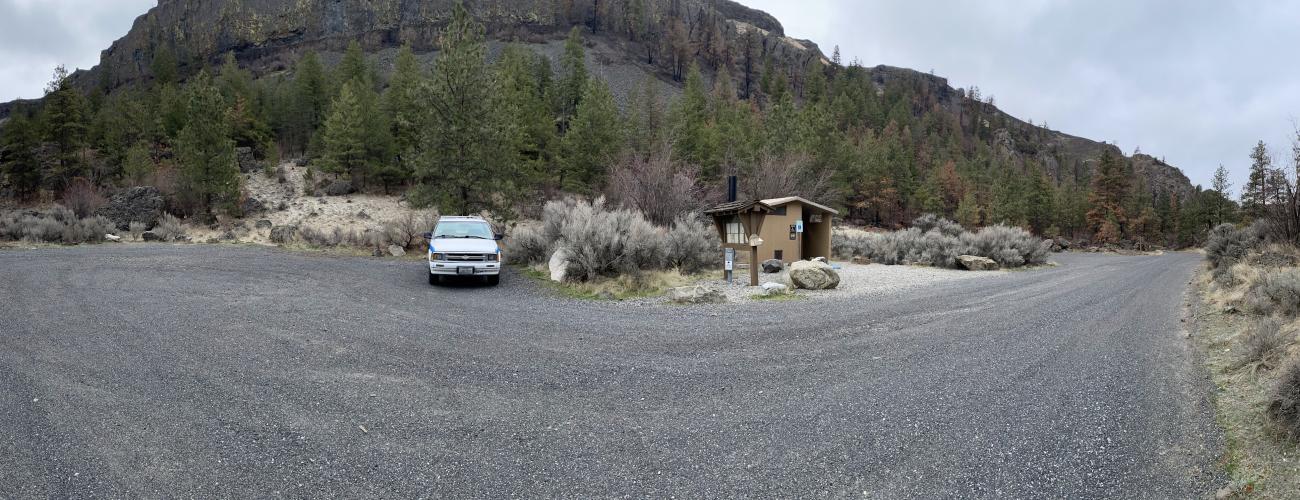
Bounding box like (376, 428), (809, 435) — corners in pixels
(1235, 318), (1290, 369)
(506, 197), (717, 282)
(1245, 270), (1300, 317)
(1269, 360), (1300, 442)
(833, 214), (1048, 269)
(0, 206), (113, 244)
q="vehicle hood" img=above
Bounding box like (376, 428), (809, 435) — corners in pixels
(429, 238), (499, 254)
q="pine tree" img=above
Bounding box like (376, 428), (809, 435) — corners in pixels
(317, 82), (369, 182)
(175, 71), (240, 215)
(291, 51), (329, 153)
(626, 76), (667, 154)
(384, 44), (427, 187)
(1242, 140), (1271, 217)
(955, 190), (981, 228)
(562, 76), (623, 190)
(217, 52), (253, 104)
(336, 41), (370, 92)
(1086, 149), (1129, 243)
(121, 140), (155, 186)
(0, 109), (42, 199)
(40, 65), (89, 190)
(495, 45), (557, 186)
(556, 27), (588, 132)
(670, 64), (720, 174)
(411, 3), (514, 216)
(151, 45), (179, 87)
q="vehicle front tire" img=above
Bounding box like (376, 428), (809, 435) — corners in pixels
(485, 275), (500, 286)
(429, 272), (439, 286)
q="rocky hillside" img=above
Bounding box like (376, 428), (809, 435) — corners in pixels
(12, 0), (1192, 203)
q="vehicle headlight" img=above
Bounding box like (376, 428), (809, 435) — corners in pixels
(430, 253), (445, 261)
(485, 253), (499, 262)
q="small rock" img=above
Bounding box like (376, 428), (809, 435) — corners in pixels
(387, 245), (406, 257)
(668, 285), (727, 304)
(104, 234), (122, 242)
(957, 255), (1000, 271)
(323, 179), (354, 196)
(254, 219), (272, 229)
(812, 256), (829, 263)
(851, 256), (871, 265)
(761, 259), (784, 274)
(760, 282), (789, 296)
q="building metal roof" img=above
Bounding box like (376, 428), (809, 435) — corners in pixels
(760, 196), (840, 215)
(703, 200), (773, 215)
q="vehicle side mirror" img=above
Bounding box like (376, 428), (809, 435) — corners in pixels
(494, 234), (505, 241)
(422, 232), (433, 240)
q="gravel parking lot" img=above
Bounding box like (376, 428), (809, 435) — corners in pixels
(0, 245), (1221, 498)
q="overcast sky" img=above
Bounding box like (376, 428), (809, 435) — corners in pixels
(3, 0), (1297, 189)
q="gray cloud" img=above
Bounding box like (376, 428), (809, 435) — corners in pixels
(0, 0), (153, 100)
(747, 0), (1300, 190)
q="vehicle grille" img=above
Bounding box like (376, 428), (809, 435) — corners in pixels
(444, 253), (490, 262)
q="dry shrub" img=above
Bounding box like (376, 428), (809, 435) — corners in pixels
(300, 226), (379, 248)
(1245, 270), (1300, 317)
(383, 209), (440, 250)
(153, 213), (187, 242)
(62, 177), (107, 218)
(1268, 359), (1300, 442)
(604, 148), (706, 227)
(735, 152), (838, 203)
(664, 215), (719, 273)
(832, 222), (1048, 269)
(1236, 318), (1290, 370)
(128, 221), (147, 241)
(1206, 223), (1264, 271)
(912, 214), (965, 238)
(510, 198), (717, 280)
(0, 207), (112, 244)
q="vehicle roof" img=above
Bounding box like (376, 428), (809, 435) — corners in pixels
(437, 216), (488, 222)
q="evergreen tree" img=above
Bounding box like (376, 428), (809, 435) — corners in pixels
(626, 76), (668, 154)
(151, 45), (179, 86)
(0, 110), (42, 199)
(411, 3), (515, 216)
(556, 27), (589, 132)
(670, 64), (719, 175)
(1242, 140), (1271, 217)
(336, 41), (370, 92)
(217, 52), (253, 104)
(495, 45), (557, 186)
(384, 44), (428, 187)
(954, 190), (981, 228)
(121, 140), (155, 186)
(317, 82), (369, 183)
(290, 51), (329, 153)
(39, 65), (89, 190)
(1086, 149), (1130, 243)
(175, 71), (240, 215)
(562, 76), (623, 190)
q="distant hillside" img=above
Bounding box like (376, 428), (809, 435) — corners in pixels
(0, 0), (1209, 245)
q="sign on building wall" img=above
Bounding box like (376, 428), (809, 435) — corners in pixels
(795, 220), (804, 233)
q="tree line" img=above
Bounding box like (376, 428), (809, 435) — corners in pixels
(0, 2), (1234, 246)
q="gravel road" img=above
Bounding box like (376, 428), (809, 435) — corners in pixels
(0, 245), (1222, 498)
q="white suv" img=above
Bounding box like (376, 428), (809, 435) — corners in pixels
(423, 216), (503, 286)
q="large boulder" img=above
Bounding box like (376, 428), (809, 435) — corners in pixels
(761, 259), (784, 274)
(95, 186), (164, 231)
(667, 285), (726, 304)
(548, 247), (571, 283)
(788, 260), (840, 290)
(957, 255), (1000, 271)
(387, 245), (406, 257)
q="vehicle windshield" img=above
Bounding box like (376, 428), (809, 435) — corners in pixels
(434, 221), (494, 239)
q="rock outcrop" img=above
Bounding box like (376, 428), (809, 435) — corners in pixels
(95, 186), (164, 231)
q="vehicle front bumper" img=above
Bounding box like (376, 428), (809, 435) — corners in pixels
(428, 261), (501, 276)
